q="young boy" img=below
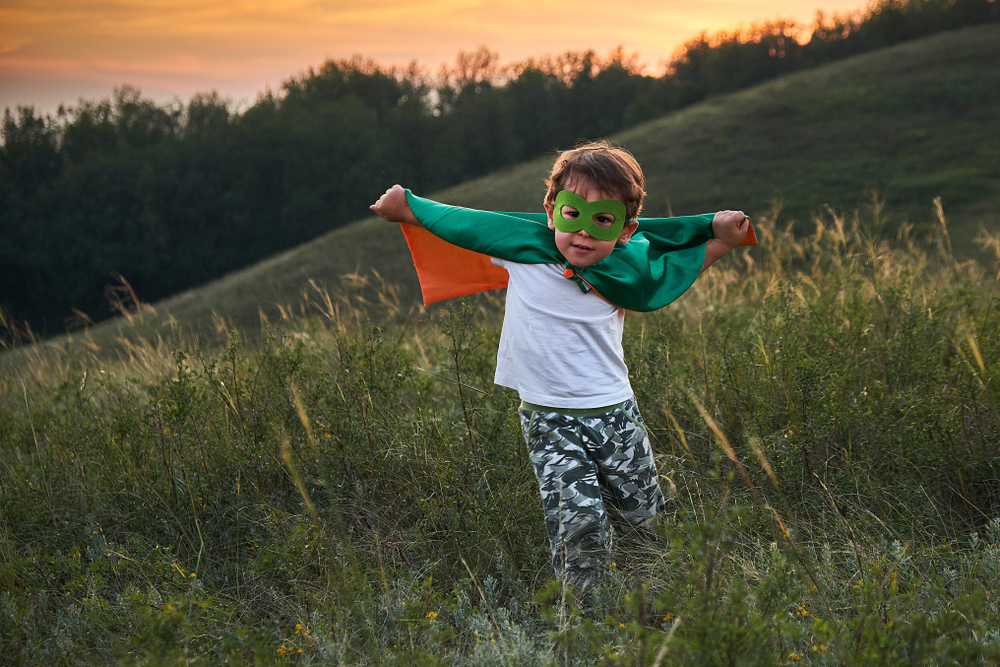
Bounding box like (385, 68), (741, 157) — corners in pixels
(370, 141), (750, 589)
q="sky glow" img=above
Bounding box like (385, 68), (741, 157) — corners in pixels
(1, 0), (867, 115)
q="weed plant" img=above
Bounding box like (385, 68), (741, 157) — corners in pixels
(1, 207), (999, 665)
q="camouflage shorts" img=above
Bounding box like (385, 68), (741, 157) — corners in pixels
(519, 397), (664, 589)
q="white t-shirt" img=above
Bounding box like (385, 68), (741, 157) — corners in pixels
(491, 258), (634, 408)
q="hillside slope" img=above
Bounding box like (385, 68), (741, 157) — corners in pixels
(6, 23), (999, 366)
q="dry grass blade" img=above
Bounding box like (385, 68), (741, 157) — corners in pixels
(748, 436), (780, 492)
(651, 615), (683, 667)
(280, 436), (317, 519)
(687, 390), (766, 510)
(664, 408), (694, 460)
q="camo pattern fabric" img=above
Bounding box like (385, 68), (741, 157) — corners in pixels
(519, 397), (664, 590)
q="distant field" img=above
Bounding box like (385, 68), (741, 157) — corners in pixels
(3, 23), (998, 369)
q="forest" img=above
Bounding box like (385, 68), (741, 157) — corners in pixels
(1, 0), (998, 338)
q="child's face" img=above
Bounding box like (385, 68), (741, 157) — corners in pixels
(545, 175), (638, 268)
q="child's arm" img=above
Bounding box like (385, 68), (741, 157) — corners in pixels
(370, 184), (421, 227)
(702, 210), (749, 272)
(371, 187), (559, 265)
(370, 186), (554, 307)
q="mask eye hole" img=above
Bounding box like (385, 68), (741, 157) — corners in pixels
(560, 205), (580, 220)
(592, 213), (616, 228)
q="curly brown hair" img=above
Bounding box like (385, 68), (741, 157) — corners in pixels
(543, 140), (646, 221)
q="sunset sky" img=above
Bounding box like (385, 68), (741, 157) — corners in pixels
(1, 0), (867, 116)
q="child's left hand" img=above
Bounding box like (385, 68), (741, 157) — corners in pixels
(712, 210), (749, 248)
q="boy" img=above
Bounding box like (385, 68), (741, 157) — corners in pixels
(370, 141), (750, 589)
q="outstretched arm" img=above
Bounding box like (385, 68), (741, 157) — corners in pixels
(702, 210), (749, 272)
(370, 184), (421, 226)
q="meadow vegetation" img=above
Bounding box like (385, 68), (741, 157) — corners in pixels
(2, 202), (999, 665)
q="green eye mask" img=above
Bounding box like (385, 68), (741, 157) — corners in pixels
(552, 190), (628, 241)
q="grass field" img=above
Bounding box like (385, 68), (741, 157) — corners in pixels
(2, 195), (998, 665)
(2, 23), (1000, 667)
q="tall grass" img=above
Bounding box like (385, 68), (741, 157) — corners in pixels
(1, 206), (998, 665)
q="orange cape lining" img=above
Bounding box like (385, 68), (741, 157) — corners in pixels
(401, 224), (509, 305)
(400, 220), (757, 307)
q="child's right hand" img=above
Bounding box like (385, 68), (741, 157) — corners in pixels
(711, 210), (749, 248)
(702, 210), (750, 273)
(370, 184), (421, 226)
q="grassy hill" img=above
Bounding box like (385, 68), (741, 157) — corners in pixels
(4, 23), (999, 369)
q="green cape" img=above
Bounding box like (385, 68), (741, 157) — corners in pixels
(404, 190), (721, 312)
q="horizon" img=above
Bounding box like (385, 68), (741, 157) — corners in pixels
(1, 0), (866, 117)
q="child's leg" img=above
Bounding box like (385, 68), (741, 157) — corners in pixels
(520, 408), (611, 590)
(591, 398), (664, 530)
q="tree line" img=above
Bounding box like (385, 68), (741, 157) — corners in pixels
(2, 0), (997, 339)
